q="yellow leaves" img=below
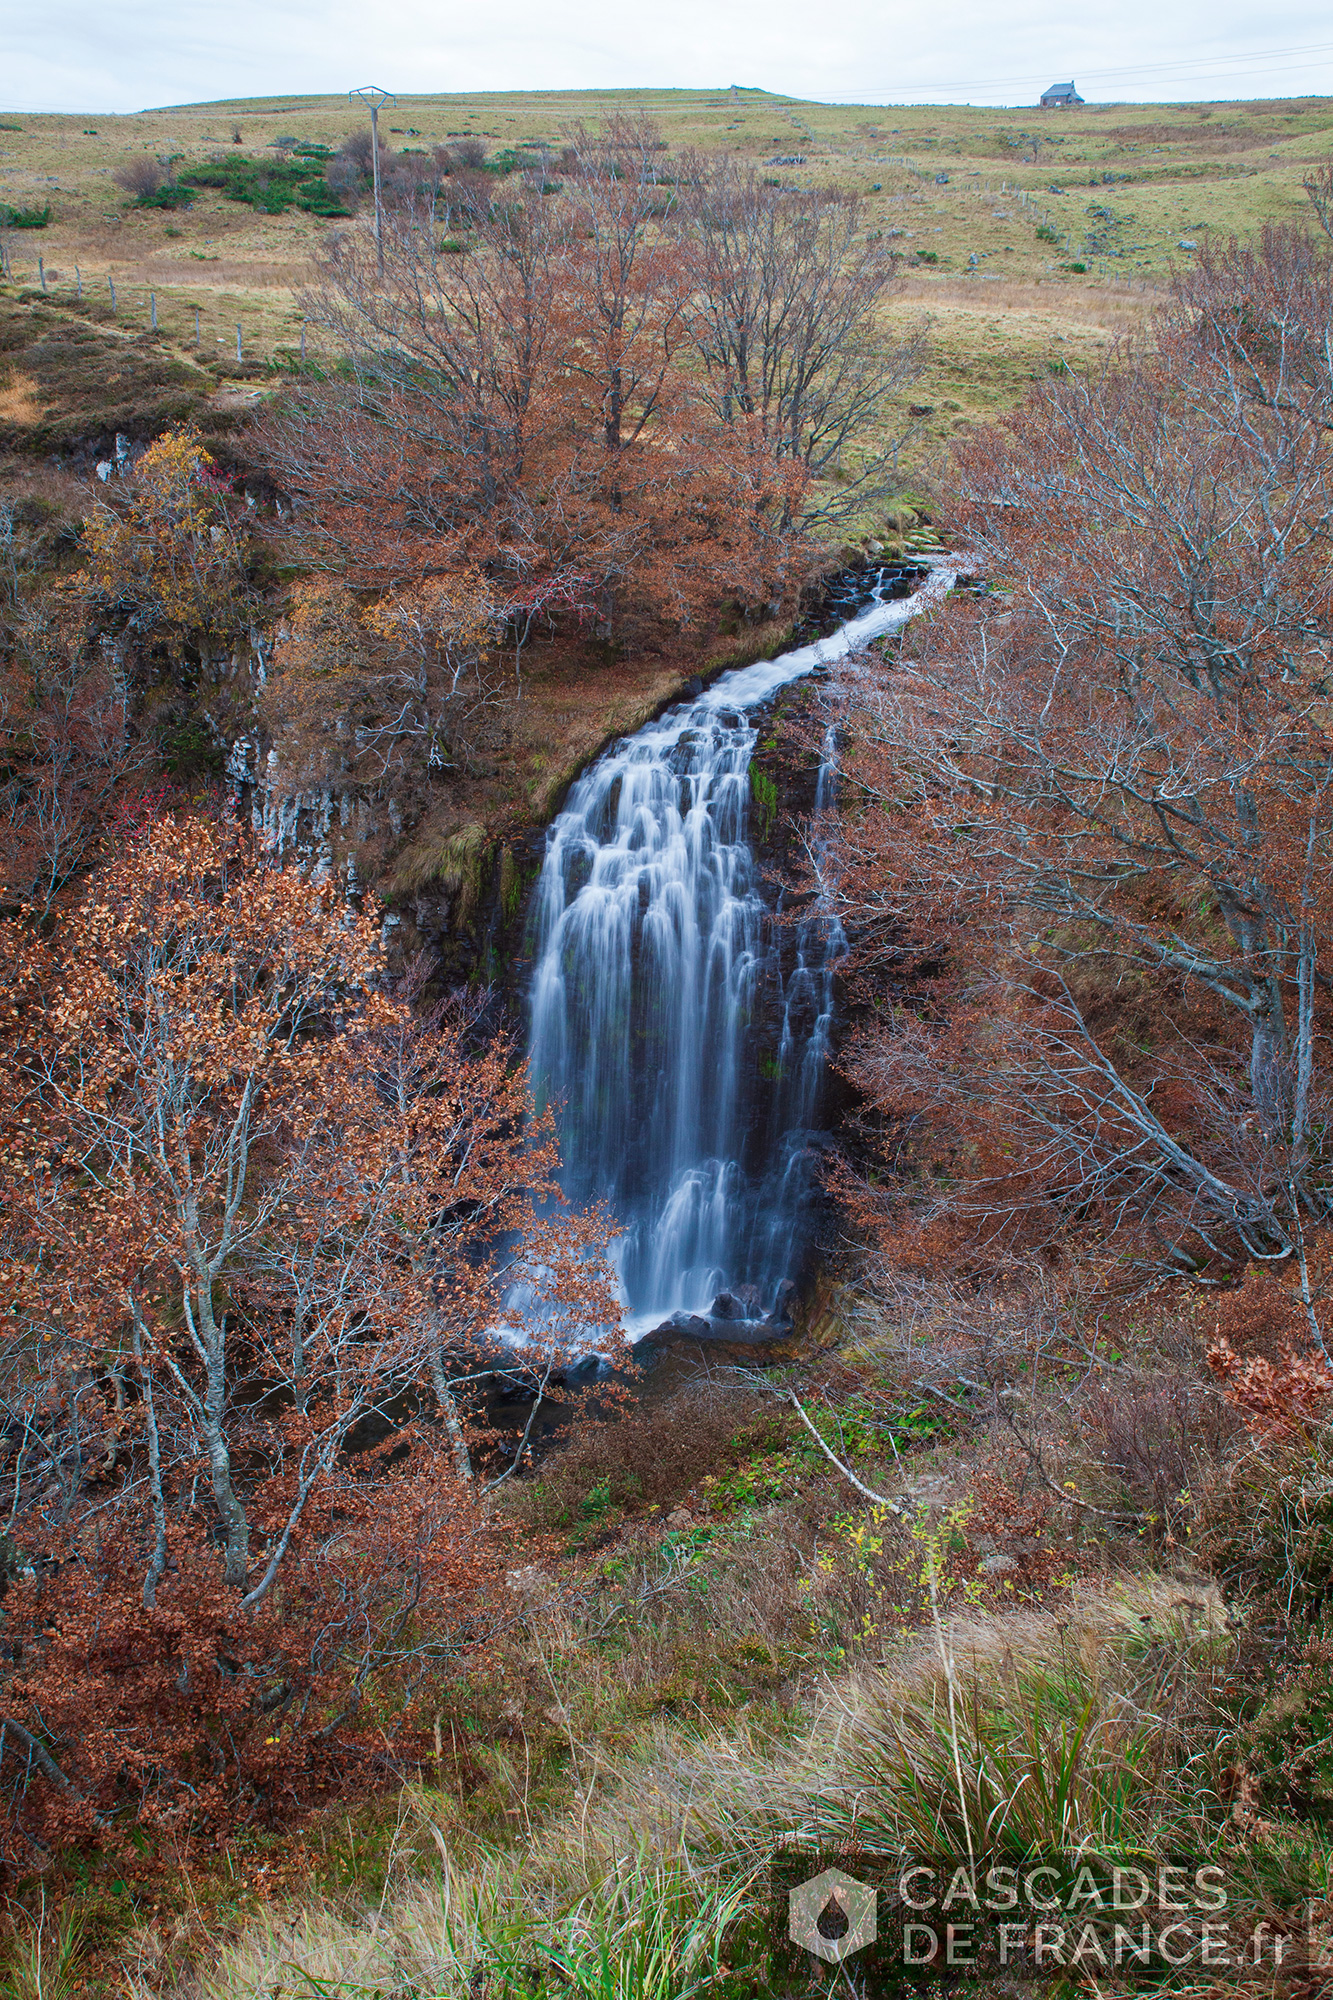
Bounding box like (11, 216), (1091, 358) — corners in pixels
(80, 426), (246, 645)
(366, 569), (499, 658)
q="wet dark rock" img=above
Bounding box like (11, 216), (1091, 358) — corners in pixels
(626, 1313), (708, 1365)
(629, 1307), (790, 1364)
(704, 1319), (789, 1345)
(710, 1285), (762, 1321)
(665, 1311), (714, 1338)
(766, 1279), (798, 1327)
(551, 1351), (602, 1387)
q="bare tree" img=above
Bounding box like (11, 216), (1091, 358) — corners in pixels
(829, 229), (1333, 1279)
(682, 154), (925, 525)
(560, 118), (686, 462)
(0, 603), (139, 918)
(260, 127), (806, 644)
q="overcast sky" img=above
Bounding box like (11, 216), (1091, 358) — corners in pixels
(9, 0), (1333, 116)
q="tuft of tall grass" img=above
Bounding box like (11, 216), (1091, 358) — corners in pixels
(484, 1863), (756, 2000)
(390, 821), (490, 910)
(197, 1841), (531, 1999)
(0, 1900), (88, 2000)
(818, 1650), (1195, 1861)
(199, 1841), (755, 2000)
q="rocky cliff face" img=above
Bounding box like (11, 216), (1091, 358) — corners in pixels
(206, 565), (919, 1020)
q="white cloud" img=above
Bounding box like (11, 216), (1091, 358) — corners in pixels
(7, 0), (1333, 115)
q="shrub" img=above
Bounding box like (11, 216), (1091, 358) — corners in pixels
(112, 157), (164, 198)
(1204, 1428), (1333, 1625)
(177, 156), (349, 218)
(0, 204), (50, 229)
(511, 1382), (776, 1534)
(1082, 1374), (1239, 1533)
(0, 1484), (493, 1858)
(133, 184), (194, 210)
(1242, 1644), (1333, 1825)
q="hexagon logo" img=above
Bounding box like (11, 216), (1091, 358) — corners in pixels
(788, 1865), (877, 1964)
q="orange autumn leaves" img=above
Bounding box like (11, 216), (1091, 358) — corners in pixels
(829, 227), (1333, 1283)
(0, 817), (616, 1854)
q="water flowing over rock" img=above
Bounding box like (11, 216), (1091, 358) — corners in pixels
(527, 567), (953, 1332)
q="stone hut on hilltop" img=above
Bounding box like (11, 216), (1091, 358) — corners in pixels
(1040, 81), (1084, 108)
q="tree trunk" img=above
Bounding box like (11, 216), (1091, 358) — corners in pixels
(430, 1350), (474, 1482)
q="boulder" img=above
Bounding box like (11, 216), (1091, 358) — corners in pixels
(710, 1284), (762, 1321)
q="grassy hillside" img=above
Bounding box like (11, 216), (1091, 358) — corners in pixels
(0, 88), (1330, 448)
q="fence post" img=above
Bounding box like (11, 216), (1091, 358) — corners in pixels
(109, 276), (117, 313)
(38, 255), (46, 291)
(236, 323), (242, 364)
(75, 264), (81, 298)
(150, 291), (157, 331)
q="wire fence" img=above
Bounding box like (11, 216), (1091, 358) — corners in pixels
(0, 244), (319, 367)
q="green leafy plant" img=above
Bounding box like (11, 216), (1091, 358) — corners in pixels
(133, 185), (194, 210)
(178, 157), (348, 218)
(579, 1478), (614, 1521)
(0, 204), (50, 229)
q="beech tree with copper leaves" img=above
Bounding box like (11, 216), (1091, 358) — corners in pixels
(0, 817), (616, 1856)
(828, 227), (1333, 1292)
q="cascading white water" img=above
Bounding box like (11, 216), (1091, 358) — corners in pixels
(527, 566), (953, 1333)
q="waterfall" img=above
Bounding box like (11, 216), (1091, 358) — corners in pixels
(527, 565), (953, 1333)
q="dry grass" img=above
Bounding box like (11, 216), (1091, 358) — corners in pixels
(0, 370), (42, 423)
(134, 1571), (1227, 2000)
(891, 275), (1157, 323)
(0, 87), (1327, 382)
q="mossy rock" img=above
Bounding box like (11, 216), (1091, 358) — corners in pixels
(499, 843), (524, 922)
(390, 821), (491, 919)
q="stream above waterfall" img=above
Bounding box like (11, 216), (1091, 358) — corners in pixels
(527, 561), (955, 1338)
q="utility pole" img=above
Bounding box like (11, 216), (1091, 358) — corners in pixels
(349, 85), (396, 277)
